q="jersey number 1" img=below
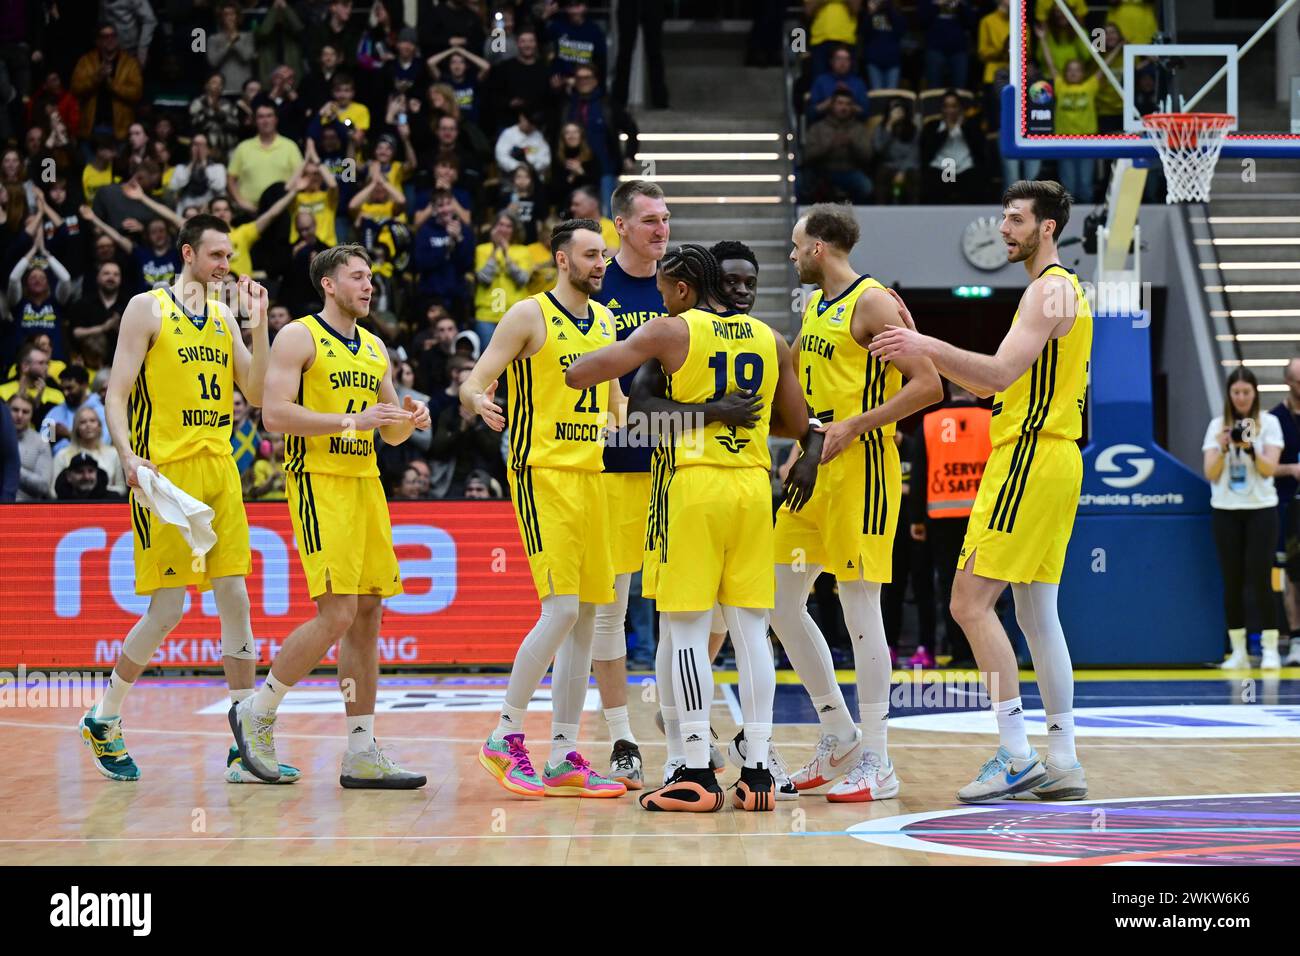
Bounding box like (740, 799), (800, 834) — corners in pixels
(708, 351), (764, 400)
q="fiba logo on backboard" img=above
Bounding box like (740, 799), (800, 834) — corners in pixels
(1095, 443), (1154, 489)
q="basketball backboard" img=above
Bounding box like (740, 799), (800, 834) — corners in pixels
(1001, 0), (1300, 159)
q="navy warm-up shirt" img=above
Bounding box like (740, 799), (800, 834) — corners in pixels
(595, 256), (664, 473)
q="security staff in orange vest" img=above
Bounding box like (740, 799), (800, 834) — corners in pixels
(909, 385), (992, 667)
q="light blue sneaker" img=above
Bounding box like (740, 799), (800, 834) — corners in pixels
(956, 746), (1047, 803)
(1008, 759), (1088, 801)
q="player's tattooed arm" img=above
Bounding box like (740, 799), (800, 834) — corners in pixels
(820, 288), (942, 462)
(105, 291), (163, 487)
(262, 322), (408, 437)
(870, 282), (1068, 398)
(461, 297), (547, 431)
(627, 358), (762, 439)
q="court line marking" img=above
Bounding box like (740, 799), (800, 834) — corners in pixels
(6, 718), (1300, 748)
(5, 826), (1300, 846)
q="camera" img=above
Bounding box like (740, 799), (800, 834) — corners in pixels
(1231, 419), (1249, 444)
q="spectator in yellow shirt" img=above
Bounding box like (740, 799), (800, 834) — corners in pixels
(320, 74), (370, 154)
(526, 216), (560, 296)
(473, 212), (533, 352)
(82, 138), (120, 206)
(978, 0), (1011, 87)
(290, 138), (340, 247)
(807, 0), (860, 75)
(1034, 0), (1087, 24)
(210, 166), (305, 277)
(1108, 0), (1158, 46)
(227, 103), (304, 213)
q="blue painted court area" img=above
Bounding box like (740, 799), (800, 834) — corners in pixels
(771, 678), (1300, 724)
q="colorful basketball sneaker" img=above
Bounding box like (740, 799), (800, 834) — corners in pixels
(732, 765), (776, 811)
(341, 746), (427, 789)
(1008, 759), (1087, 801)
(79, 708), (140, 782)
(825, 750), (900, 803)
(728, 730), (798, 800)
(479, 733), (545, 797)
(639, 764), (725, 812)
(609, 739), (644, 790)
(225, 746), (301, 784)
(790, 729), (862, 791)
(228, 698), (281, 782)
(542, 752), (627, 797)
(957, 747), (1047, 803)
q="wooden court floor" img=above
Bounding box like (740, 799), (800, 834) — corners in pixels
(3, 671), (1299, 866)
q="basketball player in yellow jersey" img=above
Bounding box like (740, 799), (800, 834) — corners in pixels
(567, 244), (818, 812)
(229, 244), (431, 788)
(772, 204), (942, 803)
(82, 214), (284, 783)
(461, 218), (627, 800)
(871, 181), (1092, 802)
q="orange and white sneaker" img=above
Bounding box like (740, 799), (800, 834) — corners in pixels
(639, 764), (725, 812)
(479, 733), (545, 798)
(731, 765), (776, 811)
(825, 750), (900, 803)
(791, 729), (862, 791)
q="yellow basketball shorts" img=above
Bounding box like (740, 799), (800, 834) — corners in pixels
(510, 467), (616, 604)
(287, 471), (402, 599)
(603, 471), (652, 576)
(773, 435), (900, 582)
(641, 452), (670, 599)
(960, 435), (1082, 585)
(132, 452), (250, 595)
(657, 465), (774, 613)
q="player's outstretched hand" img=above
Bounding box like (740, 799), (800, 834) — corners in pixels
(868, 324), (927, 363)
(783, 449), (819, 512)
(123, 452), (160, 489)
(403, 394), (432, 430)
(354, 402), (410, 430)
(474, 380), (506, 431)
(705, 389), (763, 429)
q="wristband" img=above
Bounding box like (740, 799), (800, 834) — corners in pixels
(808, 417), (824, 431)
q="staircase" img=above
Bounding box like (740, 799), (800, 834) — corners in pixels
(1195, 158), (1300, 399)
(627, 21), (798, 335)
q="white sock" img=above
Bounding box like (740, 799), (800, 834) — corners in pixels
(492, 702), (529, 741)
(252, 673), (290, 715)
(680, 720), (711, 768)
(550, 722), (579, 765)
(604, 705), (635, 744)
(1045, 712), (1076, 766)
(347, 714), (375, 753)
(859, 701), (890, 763)
(996, 696), (1030, 758)
(1262, 629), (1280, 654)
(229, 687), (253, 709)
(96, 672), (133, 718)
(810, 692), (857, 741)
(743, 722), (772, 769)
(662, 705), (685, 762)
(1228, 627), (1247, 656)
(773, 564), (857, 738)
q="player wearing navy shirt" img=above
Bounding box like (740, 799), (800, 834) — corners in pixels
(589, 180), (670, 788)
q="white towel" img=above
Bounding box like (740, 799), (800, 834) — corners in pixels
(134, 468), (218, 556)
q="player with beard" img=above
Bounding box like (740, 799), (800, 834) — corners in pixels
(462, 219), (628, 799)
(229, 244), (431, 788)
(871, 181), (1091, 802)
(81, 214), (286, 784)
(772, 204), (942, 803)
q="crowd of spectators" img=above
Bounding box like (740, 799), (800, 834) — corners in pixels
(0, 0), (645, 502)
(796, 0), (1162, 206)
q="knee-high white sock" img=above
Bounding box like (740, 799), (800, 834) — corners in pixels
(724, 605), (775, 769)
(995, 696), (1030, 758)
(549, 602), (596, 763)
(656, 612), (685, 762)
(772, 564), (856, 740)
(494, 594), (580, 740)
(669, 609), (714, 769)
(1012, 582), (1076, 766)
(839, 579), (891, 760)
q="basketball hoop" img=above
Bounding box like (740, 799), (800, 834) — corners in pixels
(1140, 112), (1235, 204)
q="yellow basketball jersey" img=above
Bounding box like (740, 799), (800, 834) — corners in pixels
(507, 291), (616, 472)
(130, 287), (234, 465)
(799, 275), (902, 442)
(285, 312), (389, 478)
(665, 308), (777, 470)
(990, 264), (1093, 448)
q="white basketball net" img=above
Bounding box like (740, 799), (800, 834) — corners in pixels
(1141, 113), (1235, 204)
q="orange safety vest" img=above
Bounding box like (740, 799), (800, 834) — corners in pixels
(923, 405), (993, 519)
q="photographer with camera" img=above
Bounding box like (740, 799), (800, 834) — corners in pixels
(1203, 368), (1285, 669)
